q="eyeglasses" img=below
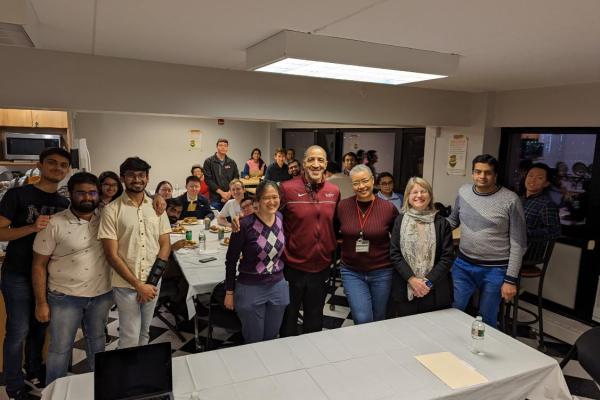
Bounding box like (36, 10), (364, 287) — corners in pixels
(379, 180), (394, 186)
(73, 190), (99, 197)
(123, 172), (147, 180)
(351, 178), (372, 188)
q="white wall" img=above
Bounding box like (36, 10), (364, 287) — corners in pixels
(425, 126), (485, 206)
(74, 112), (269, 190)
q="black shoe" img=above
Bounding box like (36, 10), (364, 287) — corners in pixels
(7, 388), (35, 400)
(24, 374), (45, 396)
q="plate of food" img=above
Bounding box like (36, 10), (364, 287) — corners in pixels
(208, 225), (233, 233)
(182, 240), (198, 249)
(181, 217), (199, 225)
(170, 225), (186, 234)
(220, 237), (230, 246)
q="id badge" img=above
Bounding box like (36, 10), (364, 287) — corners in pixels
(355, 238), (370, 253)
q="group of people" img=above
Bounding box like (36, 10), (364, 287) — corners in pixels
(220, 147), (560, 348)
(0, 139), (561, 400)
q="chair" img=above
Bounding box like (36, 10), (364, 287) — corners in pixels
(154, 279), (187, 342)
(560, 327), (600, 383)
(504, 239), (555, 351)
(206, 281), (242, 350)
(327, 239), (343, 311)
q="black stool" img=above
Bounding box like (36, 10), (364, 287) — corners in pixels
(504, 239), (555, 351)
(327, 239), (343, 311)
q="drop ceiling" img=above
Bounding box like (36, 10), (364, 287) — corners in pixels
(20, 0), (600, 92)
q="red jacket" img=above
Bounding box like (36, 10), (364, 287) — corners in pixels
(280, 176), (340, 272)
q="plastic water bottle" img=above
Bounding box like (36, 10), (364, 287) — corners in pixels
(198, 231), (206, 251)
(471, 316), (485, 355)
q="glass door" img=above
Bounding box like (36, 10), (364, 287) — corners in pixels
(499, 128), (600, 321)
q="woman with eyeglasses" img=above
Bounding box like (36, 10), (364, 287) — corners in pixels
(224, 180), (288, 343)
(376, 172), (403, 212)
(336, 164), (398, 324)
(154, 180), (173, 200)
(98, 171), (123, 209)
(387, 177), (454, 317)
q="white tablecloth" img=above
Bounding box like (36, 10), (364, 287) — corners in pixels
(170, 222), (229, 318)
(42, 309), (572, 400)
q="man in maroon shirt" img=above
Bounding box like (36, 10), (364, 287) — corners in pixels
(279, 145), (340, 336)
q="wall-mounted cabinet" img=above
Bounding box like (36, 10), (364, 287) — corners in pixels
(0, 109), (69, 129)
(30, 110), (69, 128)
(0, 109), (71, 153)
(0, 109), (33, 127)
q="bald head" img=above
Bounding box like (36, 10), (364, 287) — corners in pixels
(303, 145), (327, 184)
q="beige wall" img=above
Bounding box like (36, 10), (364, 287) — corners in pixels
(493, 82), (600, 127)
(74, 112), (269, 190)
(0, 46), (473, 127)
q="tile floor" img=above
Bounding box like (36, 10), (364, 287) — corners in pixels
(1, 286), (598, 400)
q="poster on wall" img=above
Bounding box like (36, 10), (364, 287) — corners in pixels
(189, 129), (203, 151)
(447, 135), (468, 176)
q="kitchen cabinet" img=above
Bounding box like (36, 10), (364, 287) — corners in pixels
(0, 109), (32, 127)
(31, 110), (68, 128)
(0, 109), (68, 129)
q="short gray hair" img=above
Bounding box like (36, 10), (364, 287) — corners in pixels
(349, 164), (373, 178)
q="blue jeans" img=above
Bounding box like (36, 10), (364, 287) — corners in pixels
(113, 285), (159, 348)
(46, 290), (113, 385)
(235, 280), (289, 343)
(211, 199), (224, 211)
(1, 271), (47, 394)
(341, 266), (392, 324)
(452, 257), (506, 327)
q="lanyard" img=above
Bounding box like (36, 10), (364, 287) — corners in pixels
(355, 198), (376, 238)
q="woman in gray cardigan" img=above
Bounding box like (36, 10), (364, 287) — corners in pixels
(387, 177), (455, 317)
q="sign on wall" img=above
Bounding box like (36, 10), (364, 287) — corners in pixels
(447, 135), (468, 176)
(189, 129), (203, 151)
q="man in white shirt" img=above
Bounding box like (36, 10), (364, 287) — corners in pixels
(98, 157), (171, 348)
(32, 172), (113, 385)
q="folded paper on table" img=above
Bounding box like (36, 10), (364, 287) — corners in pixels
(415, 352), (487, 389)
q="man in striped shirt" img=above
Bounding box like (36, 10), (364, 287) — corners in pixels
(447, 154), (527, 327)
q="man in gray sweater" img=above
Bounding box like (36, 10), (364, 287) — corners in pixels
(447, 154), (527, 327)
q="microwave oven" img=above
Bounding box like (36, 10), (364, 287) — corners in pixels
(2, 132), (62, 161)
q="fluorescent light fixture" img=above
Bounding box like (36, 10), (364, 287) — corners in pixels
(247, 31), (459, 85)
(256, 57), (446, 85)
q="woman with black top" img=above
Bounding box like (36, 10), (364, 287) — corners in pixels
(387, 177), (454, 317)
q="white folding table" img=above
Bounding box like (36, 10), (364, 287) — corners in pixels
(43, 308), (572, 400)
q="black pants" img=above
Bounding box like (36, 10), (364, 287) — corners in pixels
(387, 290), (449, 318)
(280, 267), (330, 337)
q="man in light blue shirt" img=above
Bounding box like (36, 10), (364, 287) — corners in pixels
(376, 172), (403, 211)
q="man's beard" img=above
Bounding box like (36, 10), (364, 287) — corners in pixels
(168, 214), (178, 224)
(71, 200), (98, 213)
(126, 184), (146, 193)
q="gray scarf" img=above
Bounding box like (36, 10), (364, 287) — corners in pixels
(400, 208), (437, 301)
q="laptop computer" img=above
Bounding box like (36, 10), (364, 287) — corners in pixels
(94, 342), (174, 400)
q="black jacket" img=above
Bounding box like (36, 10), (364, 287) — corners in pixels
(203, 154), (239, 201)
(389, 213), (455, 307)
(177, 193), (214, 220)
(265, 162), (291, 183)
